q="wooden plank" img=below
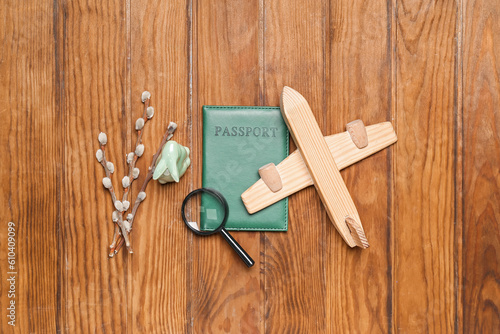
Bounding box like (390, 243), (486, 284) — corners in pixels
(394, 0), (457, 332)
(462, 0), (500, 331)
(326, 0), (393, 331)
(455, 0), (464, 330)
(0, 1), (59, 332)
(129, 0), (190, 332)
(280, 86), (364, 248)
(242, 122), (397, 214)
(190, 0), (263, 333)
(263, 0), (329, 331)
(61, 0), (128, 331)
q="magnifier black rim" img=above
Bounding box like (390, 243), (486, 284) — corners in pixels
(181, 188), (229, 236)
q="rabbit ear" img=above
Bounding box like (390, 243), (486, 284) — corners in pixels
(166, 154), (180, 182)
(153, 156), (168, 180)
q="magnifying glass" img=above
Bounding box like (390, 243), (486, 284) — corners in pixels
(181, 188), (255, 268)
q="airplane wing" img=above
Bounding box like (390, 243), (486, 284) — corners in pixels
(241, 121), (397, 214)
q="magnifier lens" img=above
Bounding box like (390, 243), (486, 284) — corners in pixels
(181, 188), (254, 267)
(183, 191), (225, 233)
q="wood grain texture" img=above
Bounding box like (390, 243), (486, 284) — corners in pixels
(263, 1), (329, 332)
(346, 120), (369, 149)
(242, 122), (397, 214)
(1, 0), (499, 332)
(394, 0), (457, 332)
(61, 0), (129, 332)
(129, 0), (190, 332)
(0, 1), (59, 332)
(191, 0), (264, 333)
(258, 163), (283, 193)
(345, 217), (370, 249)
(462, 0), (500, 331)
(280, 86), (364, 248)
(326, 0), (393, 332)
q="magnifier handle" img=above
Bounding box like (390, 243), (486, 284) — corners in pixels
(220, 228), (255, 268)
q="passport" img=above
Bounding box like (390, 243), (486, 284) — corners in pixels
(201, 106), (289, 231)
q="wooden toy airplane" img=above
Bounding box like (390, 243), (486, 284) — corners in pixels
(241, 87), (397, 248)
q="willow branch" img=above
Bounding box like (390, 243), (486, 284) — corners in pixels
(97, 140), (130, 253)
(122, 96), (151, 203)
(111, 122), (177, 256)
(98, 144), (118, 205)
(128, 122), (176, 230)
(110, 95), (153, 255)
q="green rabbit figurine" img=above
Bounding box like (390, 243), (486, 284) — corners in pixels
(153, 141), (191, 183)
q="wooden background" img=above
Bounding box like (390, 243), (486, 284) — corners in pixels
(0, 0), (499, 332)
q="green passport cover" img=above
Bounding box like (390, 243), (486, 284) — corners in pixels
(201, 106), (289, 231)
